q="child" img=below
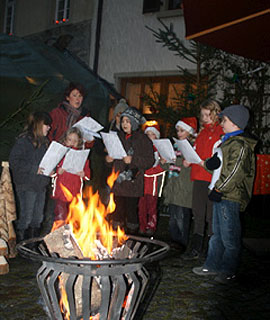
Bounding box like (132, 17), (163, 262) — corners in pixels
(161, 117), (197, 250)
(105, 107), (155, 234)
(138, 122), (166, 236)
(52, 127), (90, 225)
(9, 111), (52, 242)
(182, 99), (224, 260)
(193, 104), (256, 284)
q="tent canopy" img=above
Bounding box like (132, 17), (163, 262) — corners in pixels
(183, 0), (270, 62)
(0, 33), (119, 125)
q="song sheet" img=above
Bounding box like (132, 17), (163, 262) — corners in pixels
(208, 148), (223, 190)
(101, 132), (127, 159)
(39, 141), (68, 176)
(62, 149), (90, 174)
(153, 139), (176, 163)
(73, 117), (104, 141)
(173, 138), (202, 164)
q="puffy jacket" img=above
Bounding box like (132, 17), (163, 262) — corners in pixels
(214, 134), (257, 211)
(9, 135), (51, 192)
(161, 157), (193, 208)
(191, 122), (223, 182)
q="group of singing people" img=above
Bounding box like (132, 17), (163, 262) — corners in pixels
(9, 82), (257, 284)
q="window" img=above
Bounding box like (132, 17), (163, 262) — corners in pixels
(143, 0), (183, 14)
(4, 0), (15, 35)
(55, 0), (70, 24)
(120, 75), (185, 115)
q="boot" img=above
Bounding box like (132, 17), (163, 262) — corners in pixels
(181, 233), (204, 260)
(16, 229), (26, 243)
(27, 227), (41, 239)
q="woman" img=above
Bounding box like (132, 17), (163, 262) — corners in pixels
(48, 82), (91, 143)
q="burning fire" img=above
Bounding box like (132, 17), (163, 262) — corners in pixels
(51, 169), (128, 260)
(52, 169), (128, 320)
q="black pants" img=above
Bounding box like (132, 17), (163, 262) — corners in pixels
(112, 196), (139, 231)
(192, 180), (213, 236)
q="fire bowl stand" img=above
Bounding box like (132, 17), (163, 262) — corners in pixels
(17, 235), (170, 320)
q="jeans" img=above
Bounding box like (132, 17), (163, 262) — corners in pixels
(168, 204), (192, 247)
(204, 200), (241, 276)
(16, 190), (46, 231)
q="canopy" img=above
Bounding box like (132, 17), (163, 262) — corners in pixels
(183, 0), (270, 62)
(0, 33), (120, 124)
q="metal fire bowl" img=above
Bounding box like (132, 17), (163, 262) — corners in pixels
(17, 235), (170, 267)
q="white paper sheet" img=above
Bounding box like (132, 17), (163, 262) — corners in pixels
(62, 149), (90, 174)
(73, 117), (103, 141)
(208, 148), (223, 190)
(101, 132), (127, 159)
(39, 141), (68, 176)
(153, 139), (176, 163)
(173, 138), (202, 164)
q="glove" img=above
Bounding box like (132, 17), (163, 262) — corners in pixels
(208, 189), (223, 202)
(205, 152), (221, 170)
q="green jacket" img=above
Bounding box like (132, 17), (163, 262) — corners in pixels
(214, 134), (257, 211)
(161, 157), (193, 208)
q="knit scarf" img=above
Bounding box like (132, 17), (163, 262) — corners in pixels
(62, 101), (82, 129)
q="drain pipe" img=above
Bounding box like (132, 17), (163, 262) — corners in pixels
(93, 0), (103, 75)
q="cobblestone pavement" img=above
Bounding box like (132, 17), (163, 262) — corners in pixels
(0, 213), (269, 320)
(1, 242), (269, 320)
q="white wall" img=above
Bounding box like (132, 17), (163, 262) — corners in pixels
(90, 0), (194, 88)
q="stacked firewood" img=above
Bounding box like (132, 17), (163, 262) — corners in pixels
(0, 162), (17, 274)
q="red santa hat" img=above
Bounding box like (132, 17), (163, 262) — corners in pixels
(175, 117), (197, 135)
(144, 121), (160, 139)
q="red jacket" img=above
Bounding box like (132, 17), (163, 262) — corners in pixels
(191, 122), (223, 182)
(48, 104), (90, 143)
(52, 157), (91, 202)
(144, 164), (166, 196)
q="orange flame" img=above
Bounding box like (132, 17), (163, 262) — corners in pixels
(54, 169), (128, 319)
(52, 168), (127, 260)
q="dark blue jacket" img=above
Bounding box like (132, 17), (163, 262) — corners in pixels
(9, 135), (50, 192)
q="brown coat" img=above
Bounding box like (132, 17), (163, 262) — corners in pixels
(110, 131), (155, 197)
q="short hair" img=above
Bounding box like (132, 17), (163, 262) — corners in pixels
(64, 82), (86, 100)
(61, 126), (84, 149)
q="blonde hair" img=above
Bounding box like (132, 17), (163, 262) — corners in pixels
(199, 99), (221, 128)
(61, 127), (84, 149)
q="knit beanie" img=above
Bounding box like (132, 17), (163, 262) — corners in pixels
(175, 117), (197, 135)
(144, 122), (160, 139)
(219, 105), (250, 129)
(113, 99), (129, 118)
(121, 107), (146, 131)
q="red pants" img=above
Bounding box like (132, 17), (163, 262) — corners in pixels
(138, 194), (158, 232)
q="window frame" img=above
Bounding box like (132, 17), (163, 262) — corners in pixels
(4, 0), (15, 35)
(55, 0), (70, 24)
(120, 75), (186, 114)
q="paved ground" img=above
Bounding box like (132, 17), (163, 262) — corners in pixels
(0, 214), (269, 320)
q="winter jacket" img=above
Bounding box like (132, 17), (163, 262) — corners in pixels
(144, 164), (166, 197)
(48, 104), (90, 142)
(52, 156), (90, 202)
(191, 122), (224, 182)
(9, 135), (50, 192)
(213, 134), (257, 211)
(161, 156), (193, 208)
(109, 130), (155, 197)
